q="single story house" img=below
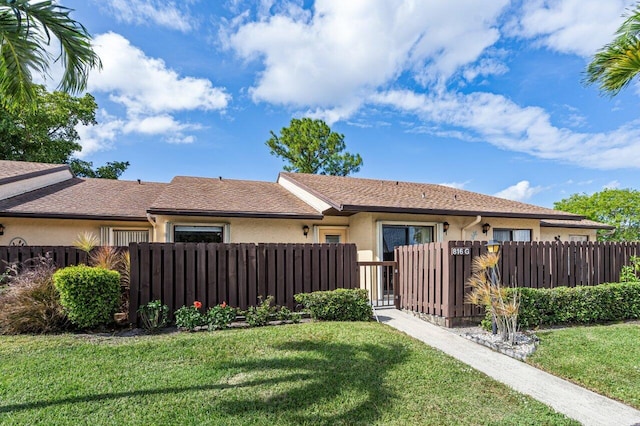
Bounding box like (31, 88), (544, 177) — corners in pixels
(0, 160), (613, 262)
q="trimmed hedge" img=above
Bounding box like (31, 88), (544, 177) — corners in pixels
(53, 265), (121, 328)
(494, 282), (640, 329)
(295, 288), (372, 321)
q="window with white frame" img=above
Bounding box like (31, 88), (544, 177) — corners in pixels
(100, 227), (150, 246)
(493, 228), (531, 242)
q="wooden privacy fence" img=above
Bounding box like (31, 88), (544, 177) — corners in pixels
(129, 243), (359, 323)
(0, 246), (89, 270)
(396, 241), (640, 326)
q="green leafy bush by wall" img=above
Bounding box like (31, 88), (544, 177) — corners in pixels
(53, 265), (120, 328)
(295, 288), (372, 321)
(491, 282), (640, 329)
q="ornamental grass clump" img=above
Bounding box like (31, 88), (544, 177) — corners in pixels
(466, 252), (520, 344)
(0, 256), (69, 334)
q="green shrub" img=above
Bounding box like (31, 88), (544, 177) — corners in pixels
(138, 300), (169, 332)
(489, 282), (640, 329)
(295, 288), (372, 321)
(245, 296), (275, 327)
(0, 256), (69, 334)
(207, 302), (237, 330)
(276, 306), (301, 323)
(53, 265), (120, 329)
(174, 301), (207, 331)
(620, 255), (640, 283)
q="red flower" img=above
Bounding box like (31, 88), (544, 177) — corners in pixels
(193, 301), (202, 309)
(221, 301), (227, 308)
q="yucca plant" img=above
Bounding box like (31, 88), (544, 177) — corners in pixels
(72, 231), (99, 253)
(466, 252), (519, 344)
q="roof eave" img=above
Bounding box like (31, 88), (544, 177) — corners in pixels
(147, 208), (323, 220)
(0, 212), (148, 222)
(335, 204), (584, 220)
(540, 222), (615, 230)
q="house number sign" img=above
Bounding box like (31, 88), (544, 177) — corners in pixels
(451, 247), (471, 255)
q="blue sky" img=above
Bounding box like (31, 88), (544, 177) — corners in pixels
(53, 0), (640, 208)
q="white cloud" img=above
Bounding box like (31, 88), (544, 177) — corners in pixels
(371, 89), (640, 169)
(224, 0), (508, 117)
(122, 115), (202, 135)
(96, 0), (196, 32)
(75, 110), (124, 157)
(508, 0), (633, 57)
(603, 180), (621, 189)
(462, 57), (509, 83)
(80, 32), (230, 149)
(90, 33), (230, 116)
(494, 180), (544, 201)
(439, 181), (471, 190)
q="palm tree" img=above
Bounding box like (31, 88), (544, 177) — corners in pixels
(585, 4), (640, 96)
(0, 0), (100, 109)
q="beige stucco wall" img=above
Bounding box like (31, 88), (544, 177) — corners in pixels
(151, 214), (350, 244)
(540, 227), (597, 241)
(345, 212), (542, 261)
(0, 217), (151, 246)
(0, 214), (599, 256)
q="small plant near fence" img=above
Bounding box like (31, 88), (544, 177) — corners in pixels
(620, 256), (640, 283)
(244, 296), (276, 327)
(138, 300), (169, 332)
(174, 301), (208, 331)
(207, 302), (237, 330)
(294, 288), (372, 321)
(174, 301), (237, 331)
(466, 253), (520, 344)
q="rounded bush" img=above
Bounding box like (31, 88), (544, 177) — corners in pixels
(53, 265), (120, 328)
(295, 288), (372, 321)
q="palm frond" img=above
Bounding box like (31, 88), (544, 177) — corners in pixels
(0, 0), (100, 108)
(585, 4), (640, 95)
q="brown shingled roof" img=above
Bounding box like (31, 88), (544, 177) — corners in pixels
(280, 172), (583, 220)
(148, 176), (322, 218)
(0, 177), (166, 220)
(0, 160), (69, 183)
(540, 218), (614, 230)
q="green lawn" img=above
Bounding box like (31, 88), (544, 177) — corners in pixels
(0, 322), (574, 425)
(528, 323), (640, 409)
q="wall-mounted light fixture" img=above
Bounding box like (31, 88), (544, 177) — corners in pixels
(443, 222), (449, 234)
(302, 225), (310, 237)
(0, 224), (4, 235)
(482, 223), (491, 234)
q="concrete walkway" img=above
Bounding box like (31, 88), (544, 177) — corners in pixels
(377, 308), (640, 426)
